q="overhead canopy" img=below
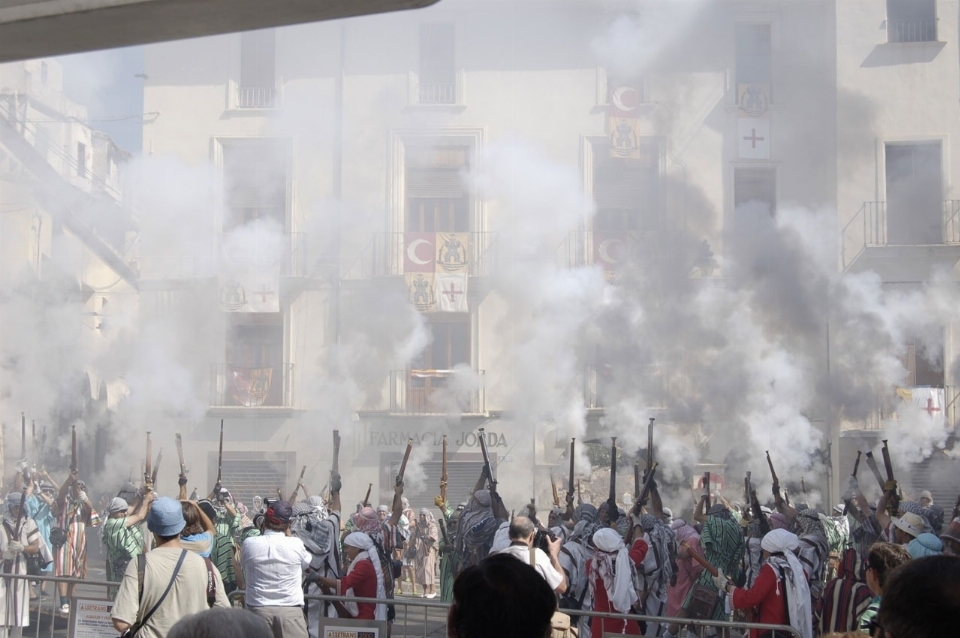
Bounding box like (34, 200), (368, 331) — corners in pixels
(0, 0), (440, 62)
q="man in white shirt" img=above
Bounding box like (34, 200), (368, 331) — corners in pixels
(242, 500), (312, 638)
(493, 516), (567, 594)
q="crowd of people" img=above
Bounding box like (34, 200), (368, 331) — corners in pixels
(0, 459), (957, 638)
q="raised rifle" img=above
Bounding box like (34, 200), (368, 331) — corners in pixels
(880, 439), (899, 516)
(20, 412), (26, 462)
(332, 429), (341, 485)
(681, 540), (718, 577)
(703, 471), (711, 509)
(843, 451), (862, 516)
(216, 419), (224, 487)
(290, 465), (307, 503)
(176, 433), (187, 482)
(144, 432), (153, 489)
(477, 428), (496, 493)
(645, 417), (655, 480)
(566, 438), (576, 514)
(551, 473), (560, 508)
(607, 437), (618, 522)
(70, 425), (77, 474)
(397, 438), (414, 485)
(362, 483), (372, 507)
(766, 451), (783, 506)
(744, 472), (752, 513)
(633, 460), (641, 510)
(635, 461), (659, 510)
(151, 448), (162, 489)
(863, 451), (885, 490)
(440, 434), (448, 505)
(801, 477), (807, 497)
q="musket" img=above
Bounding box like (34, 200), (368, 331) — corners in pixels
(744, 471), (752, 509)
(332, 429), (341, 481)
(144, 432), (153, 488)
(863, 451), (886, 490)
(766, 451), (783, 506)
(635, 461), (659, 509)
(290, 465), (307, 502)
(577, 480), (583, 506)
(440, 434), (448, 505)
(843, 451), (862, 516)
(362, 483), (372, 507)
(880, 440), (899, 515)
(397, 438), (414, 485)
(20, 412), (26, 461)
(550, 473), (560, 508)
(70, 425), (77, 473)
(216, 419), (224, 487)
(438, 518), (450, 548)
(176, 433), (187, 480)
(633, 460), (641, 507)
(151, 448), (162, 488)
(478, 428), (497, 493)
(645, 417), (655, 478)
(566, 438), (576, 510)
(801, 477), (807, 496)
(606, 437), (618, 521)
(750, 488), (770, 536)
(703, 471), (711, 508)
(681, 540), (718, 578)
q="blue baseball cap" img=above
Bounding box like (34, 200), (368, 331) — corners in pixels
(148, 497), (186, 536)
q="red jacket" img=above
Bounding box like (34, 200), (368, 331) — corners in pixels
(731, 563), (789, 638)
(587, 539), (648, 637)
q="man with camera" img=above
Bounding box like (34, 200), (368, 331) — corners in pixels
(492, 516), (567, 594)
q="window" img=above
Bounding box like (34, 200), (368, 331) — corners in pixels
(593, 140), (659, 232)
(887, 0), (937, 43)
(408, 317), (470, 412)
(222, 139), (287, 230)
(886, 142), (941, 244)
(225, 315), (285, 407)
(405, 144), (469, 232)
(419, 24), (456, 104)
(239, 30), (277, 108)
(77, 142), (87, 177)
(734, 167), (776, 216)
(736, 24), (772, 97)
(902, 335), (943, 387)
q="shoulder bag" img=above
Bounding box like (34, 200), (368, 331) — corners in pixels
(120, 550), (187, 638)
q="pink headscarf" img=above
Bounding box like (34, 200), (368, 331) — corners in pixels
(769, 512), (790, 530)
(353, 506), (380, 533)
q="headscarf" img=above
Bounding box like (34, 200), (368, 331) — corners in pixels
(305, 495), (329, 519)
(672, 520), (699, 546)
(591, 528), (638, 614)
(661, 507), (673, 524)
(707, 504), (732, 520)
(3, 492), (20, 525)
(907, 533), (942, 559)
(458, 489), (499, 555)
(353, 507), (381, 534)
(760, 530), (812, 638)
(769, 512), (790, 530)
(343, 532), (387, 621)
(796, 509), (825, 538)
(574, 503), (598, 523)
(641, 514), (676, 596)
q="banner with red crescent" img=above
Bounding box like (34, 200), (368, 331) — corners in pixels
(404, 232), (436, 273)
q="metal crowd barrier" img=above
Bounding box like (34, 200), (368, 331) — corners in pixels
(0, 572), (116, 638)
(228, 590), (802, 638)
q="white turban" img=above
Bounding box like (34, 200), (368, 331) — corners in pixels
(343, 532), (386, 620)
(760, 529), (812, 638)
(591, 528), (638, 614)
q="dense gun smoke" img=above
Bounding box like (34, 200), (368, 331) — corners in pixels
(1, 0), (957, 511)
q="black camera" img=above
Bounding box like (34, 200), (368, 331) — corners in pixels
(533, 528), (557, 553)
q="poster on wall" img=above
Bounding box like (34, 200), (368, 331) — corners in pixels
(69, 598), (115, 638)
(318, 618), (388, 638)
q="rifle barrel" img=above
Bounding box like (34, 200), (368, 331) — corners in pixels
(216, 420), (224, 485)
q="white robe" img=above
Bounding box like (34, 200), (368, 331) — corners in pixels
(0, 518), (40, 627)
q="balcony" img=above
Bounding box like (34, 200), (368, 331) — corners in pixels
(139, 232), (306, 282)
(344, 231), (497, 279)
(840, 200), (960, 278)
(369, 369), (485, 415)
(888, 20), (937, 44)
(210, 363), (295, 409)
(236, 86), (279, 109)
(419, 83), (456, 105)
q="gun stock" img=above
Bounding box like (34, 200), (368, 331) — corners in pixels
(291, 465), (307, 502)
(332, 430), (341, 475)
(396, 439), (413, 485)
(863, 452), (885, 490)
(363, 483), (372, 507)
(577, 480), (582, 506)
(880, 440), (899, 515)
(478, 428), (496, 493)
(566, 438), (576, 507)
(151, 448), (162, 488)
(216, 420), (224, 486)
(852, 450), (861, 479)
(635, 461), (658, 509)
(801, 477), (807, 496)
(681, 541), (718, 578)
(176, 433), (187, 478)
(440, 434), (448, 504)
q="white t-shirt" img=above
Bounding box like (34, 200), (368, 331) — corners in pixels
(494, 543), (564, 592)
(242, 530), (312, 607)
(112, 546), (229, 638)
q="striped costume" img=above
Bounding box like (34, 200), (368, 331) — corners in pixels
(54, 498), (99, 579)
(818, 548), (872, 634)
(101, 516), (144, 582)
(682, 509), (744, 620)
(213, 507), (241, 591)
